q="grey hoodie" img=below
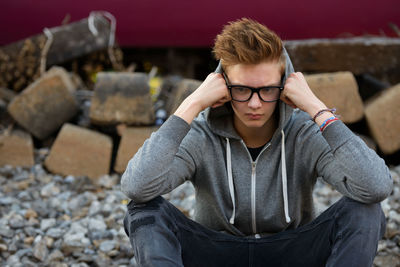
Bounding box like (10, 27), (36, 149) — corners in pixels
(121, 47), (393, 237)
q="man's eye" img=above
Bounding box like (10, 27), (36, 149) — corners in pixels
(235, 87), (248, 93)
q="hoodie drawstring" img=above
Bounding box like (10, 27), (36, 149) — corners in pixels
(225, 134), (291, 226)
(226, 138), (236, 224)
(281, 130), (291, 223)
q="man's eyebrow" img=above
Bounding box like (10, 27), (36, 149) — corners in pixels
(265, 81), (281, 86)
(230, 81), (282, 87)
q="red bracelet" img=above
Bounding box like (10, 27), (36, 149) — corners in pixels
(320, 117), (339, 132)
(312, 108), (336, 122)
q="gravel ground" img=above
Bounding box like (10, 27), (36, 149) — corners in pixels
(0, 148), (399, 266)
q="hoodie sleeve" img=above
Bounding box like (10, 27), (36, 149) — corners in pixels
(298, 117), (393, 204)
(120, 115), (197, 203)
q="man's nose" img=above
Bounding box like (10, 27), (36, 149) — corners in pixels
(248, 92), (262, 109)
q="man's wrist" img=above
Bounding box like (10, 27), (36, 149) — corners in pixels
(305, 101), (328, 119)
(174, 96), (204, 124)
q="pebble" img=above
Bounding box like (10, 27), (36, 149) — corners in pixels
(99, 240), (117, 253)
(48, 249), (64, 262)
(47, 228), (66, 239)
(40, 182), (60, 197)
(40, 218), (57, 231)
(33, 238), (48, 261)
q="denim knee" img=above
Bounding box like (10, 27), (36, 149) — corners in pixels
(334, 197), (386, 238)
(123, 196), (179, 237)
(123, 196), (164, 235)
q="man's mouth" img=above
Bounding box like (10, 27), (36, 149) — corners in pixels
(246, 113), (262, 120)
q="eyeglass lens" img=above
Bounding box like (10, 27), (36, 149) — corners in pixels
(230, 86), (281, 102)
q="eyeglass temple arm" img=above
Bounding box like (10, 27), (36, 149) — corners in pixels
(215, 60), (223, 74)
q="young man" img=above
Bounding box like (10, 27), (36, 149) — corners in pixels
(122, 18), (393, 266)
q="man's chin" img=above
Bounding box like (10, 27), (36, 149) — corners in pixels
(244, 121), (267, 128)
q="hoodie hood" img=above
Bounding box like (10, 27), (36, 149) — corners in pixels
(204, 46), (296, 225)
(205, 46), (295, 139)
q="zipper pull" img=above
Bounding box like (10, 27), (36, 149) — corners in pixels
(252, 162), (256, 170)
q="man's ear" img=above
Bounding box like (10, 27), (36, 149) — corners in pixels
(215, 60), (223, 74)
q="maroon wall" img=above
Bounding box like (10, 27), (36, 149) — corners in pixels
(1, 0), (399, 47)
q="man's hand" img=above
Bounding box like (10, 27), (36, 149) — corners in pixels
(280, 72), (328, 118)
(174, 73), (231, 124)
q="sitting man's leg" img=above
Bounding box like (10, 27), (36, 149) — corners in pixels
(123, 196), (184, 267)
(325, 197), (386, 266)
(252, 197), (386, 267)
(123, 196), (249, 267)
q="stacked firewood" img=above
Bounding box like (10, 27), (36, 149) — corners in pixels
(0, 12), (124, 92)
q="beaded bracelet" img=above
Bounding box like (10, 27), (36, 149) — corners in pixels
(312, 108), (337, 122)
(320, 117), (339, 132)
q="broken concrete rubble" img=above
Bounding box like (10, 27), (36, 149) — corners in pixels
(285, 37), (400, 85)
(89, 72), (155, 126)
(365, 83), (400, 155)
(167, 78), (202, 115)
(7, 66), (79, 140)
(305, 71), (364, 123)
(0, 128), (34, 167)
(44, 123), (113, 180)
(114, 126), (158, 173)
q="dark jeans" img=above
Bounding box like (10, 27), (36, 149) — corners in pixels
(123, 196), (386, 267)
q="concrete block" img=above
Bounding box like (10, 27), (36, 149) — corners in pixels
(90, 72), (154, 125)
(0, 129), (34, 167)
(114, 126), (158, 173)
(7, 67), (79, 140)
(44, 123), (113, 179)
(305, 71), (364, 123)
(365, 84), (400, 154)
(285, 37), (400, 84)
(168, 78), (201, 114)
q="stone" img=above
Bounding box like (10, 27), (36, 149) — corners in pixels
(389, 210), (400, 224)
(374, 254), (400, 267)
(33, 238), (48, 262)
(285, 37), (400, 84)
(48, 249), (64, 262)
(44, 123), (113, 180)
(90, 72), (154, 125)
(44, 236), (54, 248)
(40, 218), (57, 231)
(99, 240), (117, 253)
(62, 232), (90, 255)
(96, 174), (120, 189)
(0, 243), (7, 252)
(9, 214), (25, 229)
(40, 182), (60, 197)
(365, 83), (400, 154)
(24, 236), (34, 245)
(46, 228), (65, 239)
(0, 196), (16, 205)
(167, 78), (202, 114)
(88, 218), (107, 232)
(7, 67), (79, 140)
(0, 227), (14, 238)
(114, 126), (157, 173)
(0, 129), (34, 168)
(304, 72), (364, 123)
(64, 175), (76, 184)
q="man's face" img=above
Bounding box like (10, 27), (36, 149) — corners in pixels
(225, 61), (282, 130)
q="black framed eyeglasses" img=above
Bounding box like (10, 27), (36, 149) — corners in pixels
(222, 70), (285, 102)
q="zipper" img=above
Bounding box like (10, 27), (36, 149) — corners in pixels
(240, 140), (271, 235)
(251, 161), (257, 234)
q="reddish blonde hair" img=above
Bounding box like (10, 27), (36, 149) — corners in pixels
(213, 18), (286, 74)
